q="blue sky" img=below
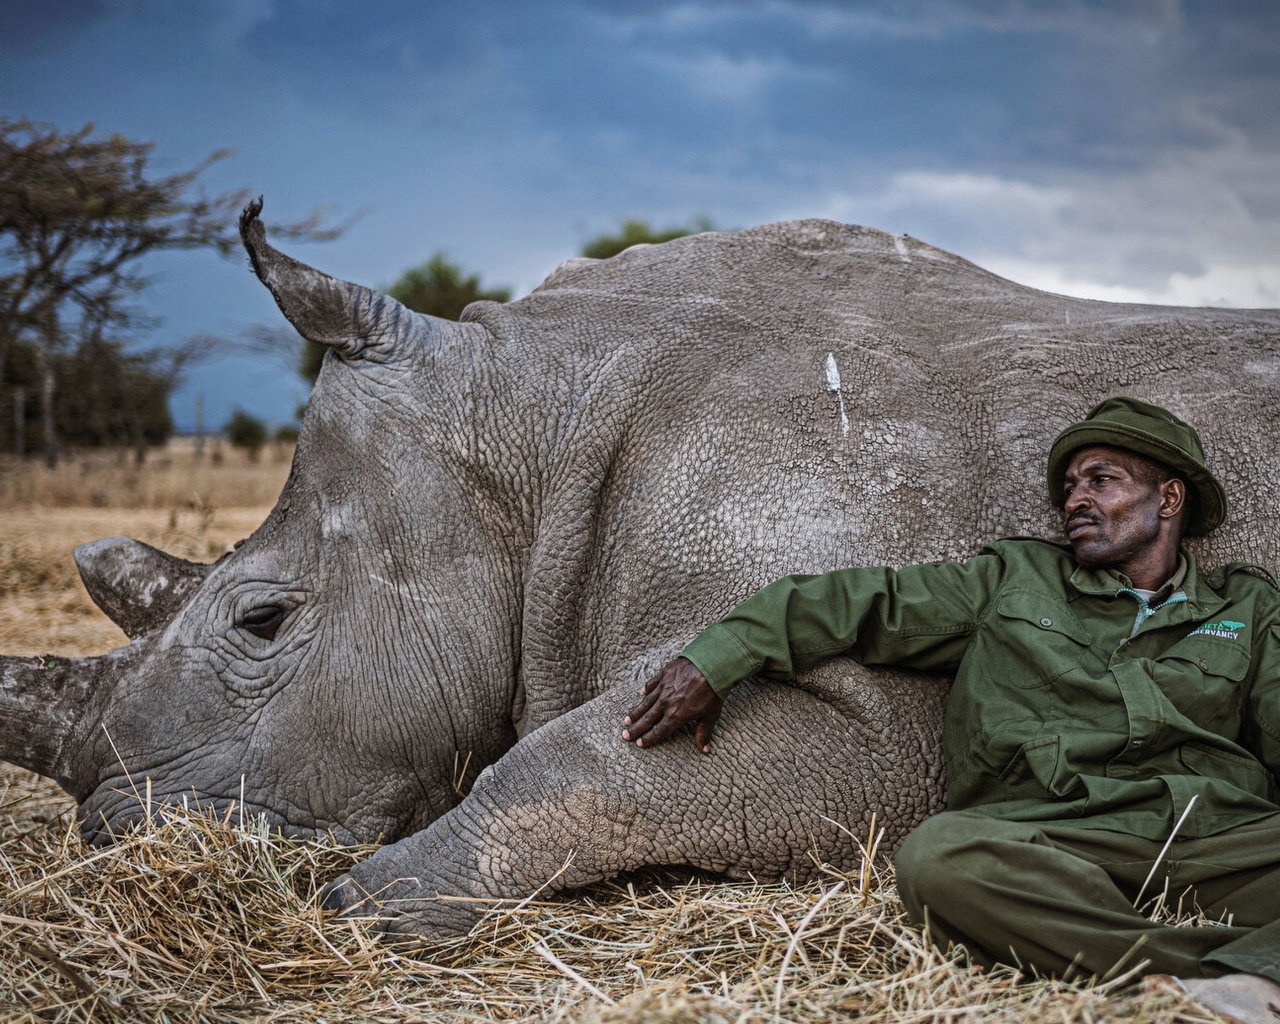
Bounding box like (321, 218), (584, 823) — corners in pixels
(4, 0), (1278, 431)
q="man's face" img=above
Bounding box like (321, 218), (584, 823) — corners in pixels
(1061, 446), (1172, 572)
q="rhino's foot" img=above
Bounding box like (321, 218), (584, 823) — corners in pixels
(317, 868), (480, 940)
(318, 872), (367, 914)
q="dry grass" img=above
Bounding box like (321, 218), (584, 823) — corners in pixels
(0, 440), (290, 658)
(0, 446), (1225, 1023)
(0, 789), (1220, 1024)
(0, 438), (295, 512)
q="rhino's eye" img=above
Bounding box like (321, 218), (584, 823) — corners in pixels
(238, 605), (287, 641)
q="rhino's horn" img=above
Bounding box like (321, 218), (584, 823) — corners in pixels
(74, 538), (209, 638)
(240, 196), (431, 359)
(0, 652), (105, 787)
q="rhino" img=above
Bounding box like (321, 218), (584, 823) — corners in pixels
(3, 199), (1279, 939)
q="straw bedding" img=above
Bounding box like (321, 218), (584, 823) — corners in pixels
(1, 768), (1219, 1023)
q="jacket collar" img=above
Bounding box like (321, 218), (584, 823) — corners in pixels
(1067, 549), (1228, 623)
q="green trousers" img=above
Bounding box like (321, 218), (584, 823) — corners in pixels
(893, 810), (1280, 983)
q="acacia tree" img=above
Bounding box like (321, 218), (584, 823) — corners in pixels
(0, 118), (342, 465)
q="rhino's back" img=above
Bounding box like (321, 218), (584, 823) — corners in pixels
(470, 221), (1280, 688)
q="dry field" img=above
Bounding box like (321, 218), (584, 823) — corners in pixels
(0, 444), (1220, 1022)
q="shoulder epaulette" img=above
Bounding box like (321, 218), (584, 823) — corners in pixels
(1206, 562), (1280, 591)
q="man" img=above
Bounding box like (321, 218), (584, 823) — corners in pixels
(623, 397), (1280, 1022)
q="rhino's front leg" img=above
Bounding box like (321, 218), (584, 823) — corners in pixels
(323, 672), (944, 939)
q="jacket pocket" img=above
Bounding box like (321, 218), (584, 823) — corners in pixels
(1157, 637), (1250, 682)
(998, 734), (1082, 800)
(1178, 741), (1272, 798)
(1153, 638), (1250, 729)
(989, 590), (1093, 689)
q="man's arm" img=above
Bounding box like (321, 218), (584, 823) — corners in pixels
(623, 552), (1006, 753)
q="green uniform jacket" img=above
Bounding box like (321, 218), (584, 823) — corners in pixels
(682, 538), (1280, 839)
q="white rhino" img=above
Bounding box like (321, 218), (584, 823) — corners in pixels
(3, 199), (1278, 938)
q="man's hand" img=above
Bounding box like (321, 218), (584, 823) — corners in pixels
(622, 657), (723, 753)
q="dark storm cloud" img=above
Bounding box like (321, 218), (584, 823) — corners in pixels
(0, 0), (115, 47)
(3, 0), (1277, 428)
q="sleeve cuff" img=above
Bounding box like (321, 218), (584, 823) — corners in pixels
(680, 622), (761, 699)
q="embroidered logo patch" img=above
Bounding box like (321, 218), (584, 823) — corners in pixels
(1188, 619), (1247, 639)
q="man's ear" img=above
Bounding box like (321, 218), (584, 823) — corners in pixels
(1158, 477), (1187, 521)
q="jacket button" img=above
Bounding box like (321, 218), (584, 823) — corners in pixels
(1199, 659), (1209, 671)
(1040, 617), (1053, 627)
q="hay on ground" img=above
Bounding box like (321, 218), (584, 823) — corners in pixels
(0, 770), (1223, 1023)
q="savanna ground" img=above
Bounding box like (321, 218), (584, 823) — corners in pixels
(0, 443), (1223, 1022)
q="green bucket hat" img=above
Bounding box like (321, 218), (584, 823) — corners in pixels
(1046, 396), (1227, 536)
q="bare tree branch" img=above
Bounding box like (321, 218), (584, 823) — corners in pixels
(0, 118), (348, 462)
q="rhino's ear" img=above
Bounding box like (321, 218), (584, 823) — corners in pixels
(239, 196), (445, 362)
(74, 538), (210, 639)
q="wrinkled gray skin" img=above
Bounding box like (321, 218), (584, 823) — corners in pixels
(4, 200), (1280, 940)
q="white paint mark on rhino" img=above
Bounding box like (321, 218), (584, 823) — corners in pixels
(824, 352), (841, 391)
(893, 235), (911, 263)
(825, 353), (850, 436)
